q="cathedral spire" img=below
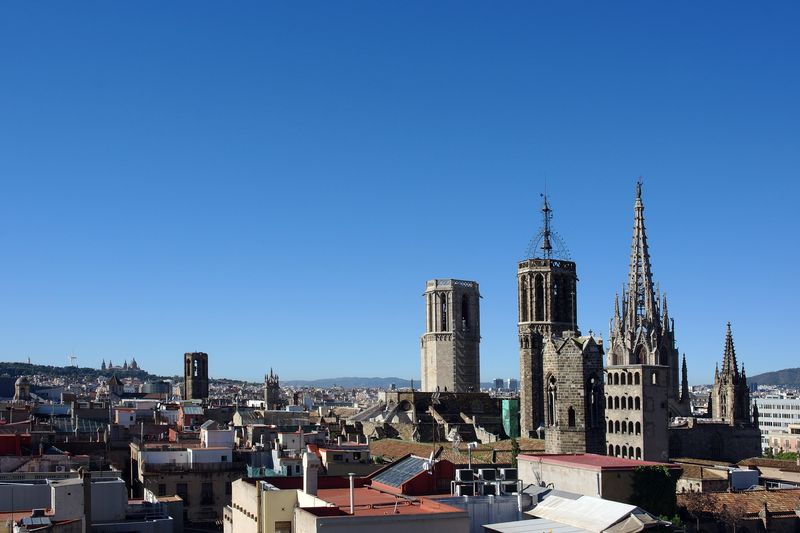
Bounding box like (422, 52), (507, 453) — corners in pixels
(680, 353), (689, 402)
(626, 180), (658, 329)
(722, 322), (738, 378)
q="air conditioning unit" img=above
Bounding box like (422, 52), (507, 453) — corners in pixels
(455, 469), (474, 482)
(54, 465), (66, 472)
(480, 483), (497, 496)
(500, 468), (517, 481)
(478, 468), (496, 481)
(455, 484), (474, 496)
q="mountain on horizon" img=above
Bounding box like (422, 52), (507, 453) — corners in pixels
(748, 368), (800, 387)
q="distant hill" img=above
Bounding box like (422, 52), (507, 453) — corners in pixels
(748, 368), (800, 387)
(0, 362), (156, 382)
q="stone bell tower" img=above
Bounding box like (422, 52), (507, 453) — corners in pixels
(420, 279), (481, 393)
(518, 195), (579, 437)
(184, 352), (209, 401)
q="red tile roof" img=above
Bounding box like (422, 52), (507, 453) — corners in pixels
(310, 487), (463, 517)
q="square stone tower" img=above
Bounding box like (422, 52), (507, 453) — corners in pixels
(184, 352), (209, 401)
(420, 279), (481, 393)
(543, 331), (606, 454)
(518, 196), (578, 437)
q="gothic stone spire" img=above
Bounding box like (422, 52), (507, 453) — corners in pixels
(681, 353), (689, 402)
(626, 180), (659, 330)
(721, 322), (739, 379)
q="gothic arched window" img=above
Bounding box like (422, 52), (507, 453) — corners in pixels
(587, 375), (601, 427)
(534, 275), (545, 321)
(520, 277), (529, 322)
(461, 294), (470, 331)
(440, 293), (448, 331)
(568, 407), (576, 427)
(547, 376), (557, 426)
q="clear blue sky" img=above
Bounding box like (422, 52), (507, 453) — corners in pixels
(1, 3), (798, 384)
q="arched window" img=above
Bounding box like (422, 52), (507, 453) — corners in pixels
(547, 376), (557, 426)
(520, 276), (529, 322)
(608, 420), (614, 433)
(621, 396), (627, 410)
(440, 293), (448, 331)
(628, 446), (634, 458)
(628, 397), (634, 410)
(587, 375), (601, 428)
(607, 396), (613, 409)
(615, 445), (621, 457)
(613, 373), (619, 385)
(622, 446), (628, 458)
(635, 397), (641, 410)
(614, 421), (620, 433)
(621, 373), (627, 385)
(634, 345), (645, 364)
(461, 294), (470, 331)
(614, 397), (620, 409)
(635, 422), (641, 435)
(634, 372), (640, 385)
(608, 444), (614, 456)
(621, 421), (626, 434)
(568, 407), (576, 428)
(628, 421), (634, 434)
(534, 275), (545, 321)
(651, 371), (658, 385)
(635, 447), (642, 460)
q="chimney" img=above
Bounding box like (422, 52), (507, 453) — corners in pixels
(80, 468), (92, 532)
(348, 473), (355, 514)
(302, 451), (320, 496)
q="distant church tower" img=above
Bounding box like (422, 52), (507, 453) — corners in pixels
(712, 323), (751, 425)
(518, 196), (579, 437)
(184, 352), (209, 400)
(265, 368), (281, 410)
(606, 182), (685, 461)
(420, 279), (481, 393)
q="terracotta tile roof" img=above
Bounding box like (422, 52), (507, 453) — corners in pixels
(678, 488), (800, 516)
(369, 438), (544, 465)
(312, 487), (463, 517)
(739, 457), (800, 472)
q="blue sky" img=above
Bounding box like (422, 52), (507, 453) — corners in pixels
(1, 3), (798, 383)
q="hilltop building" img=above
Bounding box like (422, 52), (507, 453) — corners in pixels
(420, 278), (481, 393)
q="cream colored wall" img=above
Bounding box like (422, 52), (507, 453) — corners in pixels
(262, 489), (299, 533)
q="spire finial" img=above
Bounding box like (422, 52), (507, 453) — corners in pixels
(540, 193), (553, 258)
